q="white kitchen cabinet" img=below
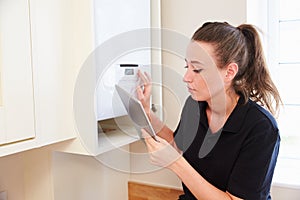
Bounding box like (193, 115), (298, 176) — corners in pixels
(0, 0), (91, 156)
(0, 0), (156, 157)
(29, 0), (81, 146)
(0, 0), (36, 147)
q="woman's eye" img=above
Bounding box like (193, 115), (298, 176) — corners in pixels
(184, 65), (203, 73)
(193, 69), (203, 73)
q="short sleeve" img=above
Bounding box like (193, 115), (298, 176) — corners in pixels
(173, 96), (201, 152)
(227, 119), (280, 199)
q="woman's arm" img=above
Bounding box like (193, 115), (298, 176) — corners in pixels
(169, 156), (242, 200)
(148, 110), (174, 143)
(142, 133), (243, 200)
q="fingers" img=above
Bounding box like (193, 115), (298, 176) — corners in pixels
(141, 128), (152, 139)
(138, 70), (152, 90)
(138, 70), (151, 85)
(136, 70), (152, 110)
(136, 84), (144, 100)
(141, 129), (182, 168)
(144, 71), (152, 83)
(141, 129), (161, 149)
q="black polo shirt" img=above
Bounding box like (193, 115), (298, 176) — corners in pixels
(174, 96), (280, 200)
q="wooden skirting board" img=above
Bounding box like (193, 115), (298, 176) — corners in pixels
(128, 181), (183, 200)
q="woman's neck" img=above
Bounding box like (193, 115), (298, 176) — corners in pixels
(206, 92), (240, 133)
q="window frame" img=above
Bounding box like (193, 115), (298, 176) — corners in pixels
(248, 0), (300, 188)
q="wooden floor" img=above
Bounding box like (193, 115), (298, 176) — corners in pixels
(128, 181), (183, 200)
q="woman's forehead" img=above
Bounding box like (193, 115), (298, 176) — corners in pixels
(186, 41), (216, 67)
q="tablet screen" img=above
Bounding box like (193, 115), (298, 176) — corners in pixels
(115, 84), (158, 141)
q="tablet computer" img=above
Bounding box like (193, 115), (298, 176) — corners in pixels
(115, 84), (159, 142)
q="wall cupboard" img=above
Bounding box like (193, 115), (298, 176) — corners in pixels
(0, 0), (36, 155)
(0, 0), (86, 156)
(0, 0), (155, 157)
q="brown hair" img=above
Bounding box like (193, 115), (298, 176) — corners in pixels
(192, 22), (282, 115)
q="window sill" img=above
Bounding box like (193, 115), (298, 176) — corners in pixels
(272, 157), (300, 189)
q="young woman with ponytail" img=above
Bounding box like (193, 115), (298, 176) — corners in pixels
(137, 22), (281, 200)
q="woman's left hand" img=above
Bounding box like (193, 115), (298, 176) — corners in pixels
(141, 129), (182, 168)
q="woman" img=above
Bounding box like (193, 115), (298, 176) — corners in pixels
(137, 22), (281, 200)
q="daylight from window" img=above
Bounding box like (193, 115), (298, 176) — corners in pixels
(270, 0), (300, 186)
(275, 0), (300, 160)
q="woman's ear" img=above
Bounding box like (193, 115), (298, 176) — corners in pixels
(225, 63), (238, 81)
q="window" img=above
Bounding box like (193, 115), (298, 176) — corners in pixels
(267, 0), (300, 187)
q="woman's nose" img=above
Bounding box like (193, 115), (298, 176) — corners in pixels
(183, 69), (192, 83)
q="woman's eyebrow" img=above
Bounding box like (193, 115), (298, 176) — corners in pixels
(185, 59), (204, 66)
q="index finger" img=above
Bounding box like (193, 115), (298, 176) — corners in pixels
(138, 70), (151, 85)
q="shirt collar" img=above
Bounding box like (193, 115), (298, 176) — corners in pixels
(198, 96), (250, 134)
(222, 96), (250, 133)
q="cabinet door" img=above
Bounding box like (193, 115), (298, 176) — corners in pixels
(29, 0), (79, 145)
(0, 0), (35, 145)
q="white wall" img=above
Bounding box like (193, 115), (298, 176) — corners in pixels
(0, 142), (131, 200)
(52, 147), (130, 200)
(0, 147), (54, 200)
(0, 153), (26, 200)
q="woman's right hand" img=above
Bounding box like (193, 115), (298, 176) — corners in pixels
(137, 70), (174, 143)
(136, 70), (152, 115)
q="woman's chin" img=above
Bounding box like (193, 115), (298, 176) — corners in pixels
(190, 94), (202, 101)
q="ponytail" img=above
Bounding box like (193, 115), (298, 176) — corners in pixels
(192, 22), (282, 116)
(236, 24), (282, 116)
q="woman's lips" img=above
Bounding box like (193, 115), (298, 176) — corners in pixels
(187, 86), (196, 93)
